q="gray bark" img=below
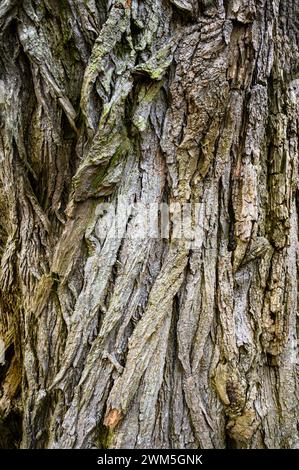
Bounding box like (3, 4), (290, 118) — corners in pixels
(0, 0), (299, 449)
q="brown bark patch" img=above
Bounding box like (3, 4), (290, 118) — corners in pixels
(104, 408), (123, 430)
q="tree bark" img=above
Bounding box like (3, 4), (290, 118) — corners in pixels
(0, 0), (299, 449)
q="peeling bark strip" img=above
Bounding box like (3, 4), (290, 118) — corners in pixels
(0, 0), (299, 449)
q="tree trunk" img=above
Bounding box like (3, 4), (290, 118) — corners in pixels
(0, 0), (299, 449)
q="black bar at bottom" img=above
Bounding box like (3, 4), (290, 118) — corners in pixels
(0, 449), (297, 467)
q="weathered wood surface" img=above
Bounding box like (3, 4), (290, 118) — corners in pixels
(0, 0), (299, 448)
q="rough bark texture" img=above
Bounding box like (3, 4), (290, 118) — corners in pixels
(0, 0), (299, 449)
